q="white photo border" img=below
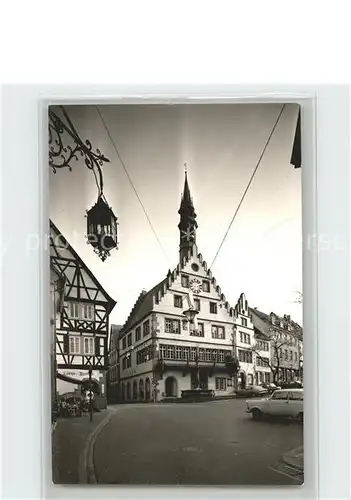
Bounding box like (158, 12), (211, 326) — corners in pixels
(1, 84), (349, 500)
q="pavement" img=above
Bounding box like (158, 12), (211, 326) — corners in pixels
(52, 410), (111, 484)
(92, 399), (304, 485)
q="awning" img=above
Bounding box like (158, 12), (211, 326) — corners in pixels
(57, 372), (84, 385)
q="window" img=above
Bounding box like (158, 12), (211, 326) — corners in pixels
(256, 356), (269, 367)
(174, 295), (183, 308)
(289, 391), (303, 401)
(271, 391), (288, 400)
(198, 348), (205, 361)
(127, 333), (132, 347)
(83, 337), (94, 355)
(122, 337), (127, 350)
(68, 302), (79, 319)
(240, 332), (250, 344)
(122, 357), (127, 369)
(205, 349), (212, 361)
(182, 319), (188, 331)
(160, 345), (167, 359)
(289, 350), (293, 360)
(264, 372), (271, 383)
(191, 347), (197, 360)
(215, 377), (227, 391)
(69, 336), (81, 354)
(166, 345), (175, 359)
(165, 318), (181, 334)
(202, 280), (210, 292)
(257, 340), (269, 351)
(68, 302), (94, 320)
(181, 275), (189, 288)
(294, 351), (298, 362)
(137, 346), (152, 364)
(285, 349), (288, 360)
(218, 350), (225, 362)
(81, 303), (94, 320)
(136, 326), (141, 341)
(211, 325), (225, 339)
(143, 320), (150, 337)
(210, 302), (218, 314)
(241, 317), (248, 327)
(238, 349), (253, 364)
(190, 322), (204, 336)
(175, 346), (182, 360)
(194, 298), (201, 311)
(183, 347), (190, 359)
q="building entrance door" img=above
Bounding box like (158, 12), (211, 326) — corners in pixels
(199, 368), (208, 389)
(165, 376), (177, 397)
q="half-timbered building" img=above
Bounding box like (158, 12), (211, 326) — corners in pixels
(50, 220), (116, 408)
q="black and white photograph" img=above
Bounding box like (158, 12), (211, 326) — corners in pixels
(49, 102), (303, 485)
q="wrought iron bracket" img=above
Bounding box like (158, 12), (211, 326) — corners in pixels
(49, 105), (110, 195)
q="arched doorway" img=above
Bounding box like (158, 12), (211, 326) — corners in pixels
(81, 378), (100, 396)
(133, 380), (138, 400)
(145, 378), (151, 401)
(139, 379), (144, 400)
(165, 376), (177, 397)
(121, 383), (125, 401)
(126, 381), (131, 400)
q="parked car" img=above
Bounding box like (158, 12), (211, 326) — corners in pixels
(260, 382), (281, 394)
(246, 388), (303, 422)
(236, 385), (268, 398)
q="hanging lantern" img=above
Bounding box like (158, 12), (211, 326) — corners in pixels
(86, 196), (118, 261)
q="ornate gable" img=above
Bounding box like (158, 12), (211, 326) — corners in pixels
(50, 220), (116, 311)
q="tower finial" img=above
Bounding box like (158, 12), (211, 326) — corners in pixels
(184, 162), (187, 174)
(178, 167), (197, 264)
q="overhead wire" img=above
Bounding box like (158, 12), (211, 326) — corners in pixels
(95, 105), (169, 264)
(209, 104), (286, 270)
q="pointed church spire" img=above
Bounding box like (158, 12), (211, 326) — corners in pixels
(178, 166), (198, 262)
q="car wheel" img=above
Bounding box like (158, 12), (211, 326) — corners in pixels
(298, 412), (303, 424)
(252, 409), (262, 421)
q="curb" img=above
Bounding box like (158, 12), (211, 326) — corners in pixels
(282, 446), (304, 472)
(78, 409), (116, 484)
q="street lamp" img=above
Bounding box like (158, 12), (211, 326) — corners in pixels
(182, 306), (199, 324)
(49, 105), (118, 261)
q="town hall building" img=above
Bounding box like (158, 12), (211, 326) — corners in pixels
(116, 173), (256, 401)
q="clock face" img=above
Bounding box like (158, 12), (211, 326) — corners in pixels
(190, 278), (202, 294)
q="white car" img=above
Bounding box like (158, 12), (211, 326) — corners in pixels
(246, 388), (303, 422)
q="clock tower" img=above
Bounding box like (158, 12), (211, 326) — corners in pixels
(178, 170), (198, 264)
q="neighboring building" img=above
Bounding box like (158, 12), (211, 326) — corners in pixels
(250, 308), (303, 383)
(234, 293), (256, 388)
(116, 173), (256, 402)
(107, 324), (123, 403)
(50, 266), (65, 409)
(50, 220), (116, 408)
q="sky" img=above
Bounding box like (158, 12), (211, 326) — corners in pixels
(49, 103), (302, 326)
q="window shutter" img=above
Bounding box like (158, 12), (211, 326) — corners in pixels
(63, 334), (69, 354)
(95, 336), (99, 355)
